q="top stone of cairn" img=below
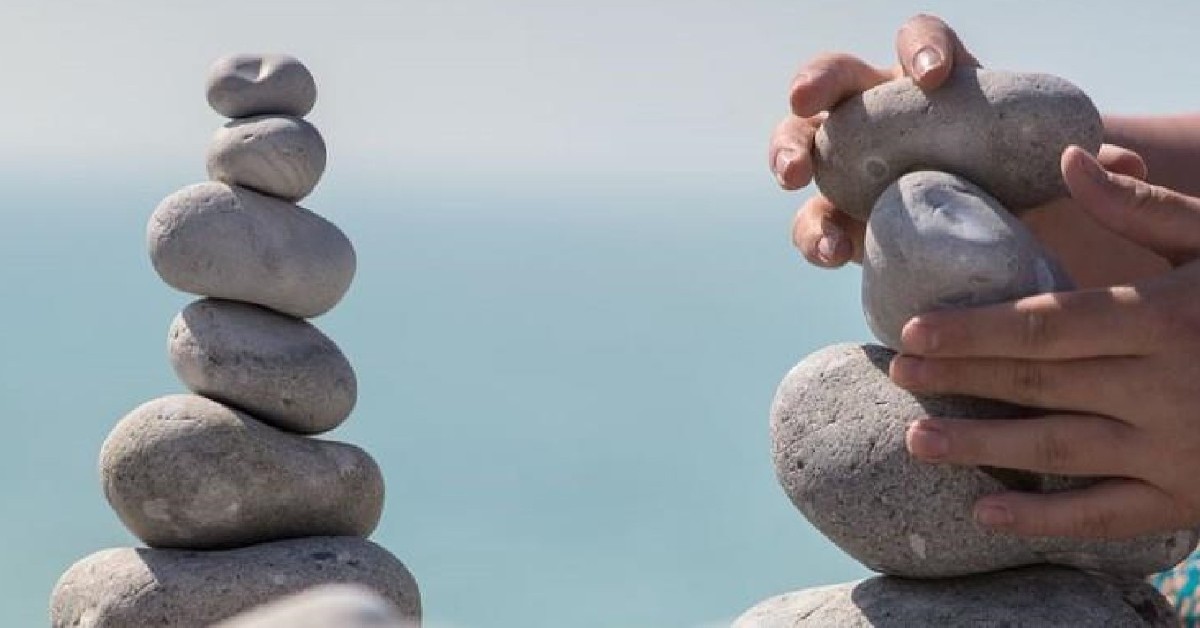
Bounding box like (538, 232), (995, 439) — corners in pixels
(207, 53), (317, 119)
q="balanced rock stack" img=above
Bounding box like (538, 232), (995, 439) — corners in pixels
(50, 54), (421, 627)
(735, 68), (1198, 626)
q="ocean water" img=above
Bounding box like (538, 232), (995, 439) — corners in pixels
(2, 174), (871, 627)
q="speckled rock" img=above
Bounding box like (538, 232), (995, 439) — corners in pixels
(772, 343), (1198, 578)
(214, 584), (413, 628)
(49, 537), (420, 628)
(207, 54), (317, 119)
(100, 394), (383, 549)
(814, 68), (1103, 221)
(207, 115), (326, 202)
(169, 299), (356, 434)
(862, 171), (1073, 349)
(147, 181), (355, 318)
(732, 566), (1178, 627)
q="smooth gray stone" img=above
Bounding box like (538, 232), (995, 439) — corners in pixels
(49, 537), (420, 628)
(214, 585), (413, 628)
(207, 115), (327, 202)
(101, 394), (383, 549)
(207, 53), (317, 119)
(862, 171), (1073, 349)
(814, 68), (1103, 221)
(148, 181), (355, 318)
(772, 343), (1198, 578)
(733, 566), (1178, 627)
(169, 299), (357, 435)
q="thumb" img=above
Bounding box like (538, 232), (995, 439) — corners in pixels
(1062, 145), (1200, 266)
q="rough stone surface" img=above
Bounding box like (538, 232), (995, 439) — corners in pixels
(214, 584), (413, 628)
(862, 171), (1073, 349)
(148, 181), (355, 318)
(814, 68), (1103, 221)
(49, 537), (420, 628)
(732, 566), (1179, 627)
(771, 343), (1198, 578)
(207, 115), (327, 202)
(207, 53), (317, 119)
(100, 394), (383, 549)
(169, 299), (356, 434)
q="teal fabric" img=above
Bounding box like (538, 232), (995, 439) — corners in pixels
(1154, 552), (1200, 625)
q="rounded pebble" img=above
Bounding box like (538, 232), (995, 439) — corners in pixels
(169, 299), (356, 434)
(206, 115), (327, 202)
(49, 537), (420, 628)
(147, 181), (355, 318)
(207, 53), (317, 118)
(100, 394), (383, 549)
(214, 585), (412, 628)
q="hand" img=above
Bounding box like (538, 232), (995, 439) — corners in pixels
(891, 145), (1200, 539)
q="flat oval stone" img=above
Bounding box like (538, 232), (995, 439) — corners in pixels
(100, 394), (383, 549)
(862, 171), (1073, 349)
(814, 68), (1103, 221)
(206, 116), (327, 202)
(207, 54), (317, 119)
(148, 182), (355, 318)
(214, 585), (410, 628)
(169, 299), (356, 435)
(49, 537), (420, 628)
(772, 343), (1198, 578)
(733, 566), (1178, 627)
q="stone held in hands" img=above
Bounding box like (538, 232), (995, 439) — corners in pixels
(207, 115), (327, 202)
(813, 68), (1103, 221)
(148, 181), (355, 318)
(101, 394), (383, 549)
(207, 53), (318, 119)
(169, 298), (357, 435)
(771, 343), (1198, 578)
(862, 170), (1073, 349)
(214, 584), (414, 628)
(49, 537), (420, 628)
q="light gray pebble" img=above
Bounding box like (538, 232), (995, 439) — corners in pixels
(814, 68), (1103, 221)
(214, 585), (413, 628)
(147, 181), (355, 318)
(772, 343), (1198, 578)
(49, 537), (420, 628)
(862, 170), (1073, 349)
(100, 394), (383, 549)
(207, 115), (327, 202)
(207, 53), (317, 119)
(169, 299), (356, 435)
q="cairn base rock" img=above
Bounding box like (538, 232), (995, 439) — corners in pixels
(214, 584), (414, 628)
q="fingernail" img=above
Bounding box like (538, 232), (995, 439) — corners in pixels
(907, 420), (949, 460)
(890, 355), (927, 387)
(913, 46), (942, 81)
(902, 317), (939, 354)
(774, 149), (796, 182)
(975, 502), (1014, 528)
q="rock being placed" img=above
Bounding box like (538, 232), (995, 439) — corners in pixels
(147, 181), (355, 318)
(100, 394), (383, 549)
(771, 343), (1198, 578)
(813, 68), (1103, 221)
(207, 116), (327, 202)
(862, 170), (1073, 349)
(207, 53), (318, 119)
(732, 566), (1178, 627)
(49, 537), (420, 628)
(214, 584), (413, 628)
(169, 298), (356, 434)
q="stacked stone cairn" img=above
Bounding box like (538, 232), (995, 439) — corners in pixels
(50, 54), (421, 627)
(735, 68), (1200, 626)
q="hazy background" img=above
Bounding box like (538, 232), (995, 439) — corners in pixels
(3, 1), (1197, 626)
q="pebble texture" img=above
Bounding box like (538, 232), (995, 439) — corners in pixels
(862, 171), (1073, 349)
(100, 394), (383, 549)
(147, 181), (355, 318)
(732, 566), (1179, 627)
(49, 537), (420, 628)
(207, 115), (327, 202)
(771, 343), (1198, 578)
(207, 54), (317, 119)
(169, 299), (357, 434)
(214, 584), (414, 628)
(813, 68), (1103, 221)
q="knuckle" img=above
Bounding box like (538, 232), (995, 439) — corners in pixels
(1072, 505), (1119, 539)
(1009, 361), (1047, 404)
(1033, 426), (1075, 474)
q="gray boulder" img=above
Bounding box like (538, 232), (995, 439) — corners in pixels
(207, 115), (326, 202)
(101, 394), (383, 549)
(49, 537), (420, 628)
(772, 343), (1197, 578)
(207, 53), (317, 119)
(213, 584), (414, 628)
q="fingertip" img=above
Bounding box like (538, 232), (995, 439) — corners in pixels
(910, 45), (951, 89)
(974, 498), (1016, 529)
(900, 316), (940, 354)
(1061, 145), (1109, 197)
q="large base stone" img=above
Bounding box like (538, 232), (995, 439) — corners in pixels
(214, 584), (413, 627)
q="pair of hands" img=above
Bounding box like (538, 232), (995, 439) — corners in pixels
(773, 15), (1200, 539)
